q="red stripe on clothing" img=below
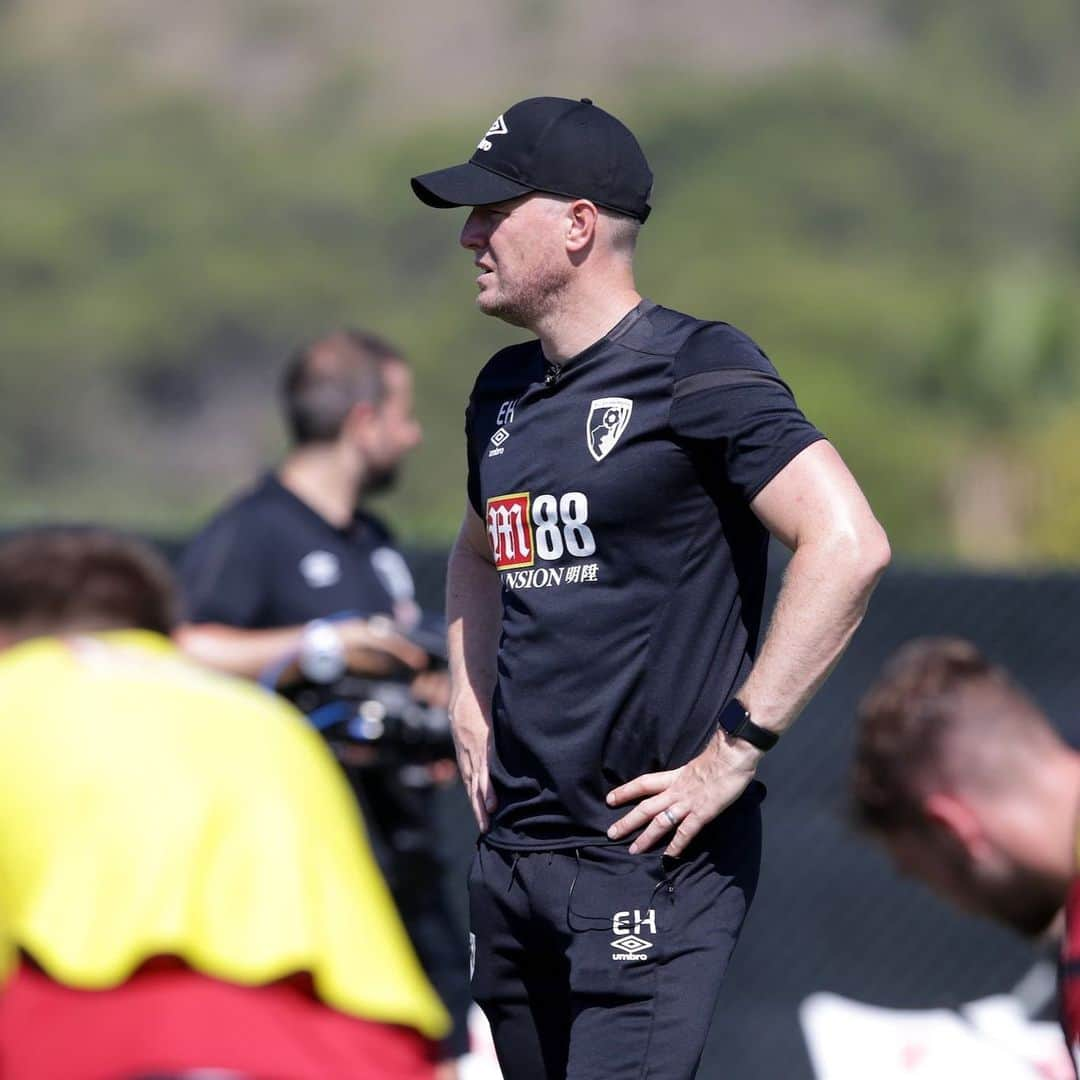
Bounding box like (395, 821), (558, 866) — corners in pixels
(0, 958), (436, 1080)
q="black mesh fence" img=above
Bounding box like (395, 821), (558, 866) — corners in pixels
(705, 562), (1080, 1079)
(397, 547), (1080, 1079)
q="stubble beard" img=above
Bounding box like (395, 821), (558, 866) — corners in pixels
(982, 869), (1065, 938)
(360, 463), (399, 498)
(477, 259), (572, 330)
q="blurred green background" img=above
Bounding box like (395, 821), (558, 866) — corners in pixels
(3, 0), (1080, 564)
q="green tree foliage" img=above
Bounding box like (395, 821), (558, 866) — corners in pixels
(2, 1), (1079, 562)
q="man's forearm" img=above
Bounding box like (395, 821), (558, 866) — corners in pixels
(446, 540), (500, 725)
(179, 617), (428, 684)
(737, 531), (890, 736)
(176, 623), (305, 679)
(605, 523), (888, 857)
(446, 523), (502, 829)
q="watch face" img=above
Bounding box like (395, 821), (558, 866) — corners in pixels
(719, 698), (777, 750)
(719, 698), (750, 736)
(300, 622), (346, 684)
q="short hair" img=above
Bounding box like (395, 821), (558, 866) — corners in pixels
(0, 527), (177, 639)
(600, 208), (641, 255)
(281, 329), (404, 446)
(851, 638), (1057, 834)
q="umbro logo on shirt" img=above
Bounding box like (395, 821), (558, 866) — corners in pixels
(488, 427), (511, 457)
(587, 397), (633, 462)
(489, 399), (519, 457)
(299, 550), (341, 589)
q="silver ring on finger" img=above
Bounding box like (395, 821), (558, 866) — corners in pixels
(662, 807), (680, 829)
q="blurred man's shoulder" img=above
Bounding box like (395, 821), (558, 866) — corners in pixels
(191, 473), (284, 537)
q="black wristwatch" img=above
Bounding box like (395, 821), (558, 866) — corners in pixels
(717, 698), (779, 752)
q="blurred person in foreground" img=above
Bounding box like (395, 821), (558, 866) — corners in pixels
(853, 637), (1080, 1073)
(0, 527), (447, 1080)
(177, 330), (472, 1074)
(411, 96), (890, 1078)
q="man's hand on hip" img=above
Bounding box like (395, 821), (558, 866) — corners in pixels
(605, 733), (762, 857)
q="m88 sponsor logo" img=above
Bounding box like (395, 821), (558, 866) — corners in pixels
(486, 491), (598, 586)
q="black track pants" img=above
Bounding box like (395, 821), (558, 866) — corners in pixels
(468, 788), (763, 1079)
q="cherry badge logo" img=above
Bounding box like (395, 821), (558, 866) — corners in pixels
(587, 397), (633, 462)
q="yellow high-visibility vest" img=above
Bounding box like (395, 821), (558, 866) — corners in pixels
(0, 631), (449, 1040)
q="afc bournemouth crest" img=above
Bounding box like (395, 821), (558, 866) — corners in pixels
(587, 397), (633, 462)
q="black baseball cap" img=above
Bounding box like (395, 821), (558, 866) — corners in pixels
(411, 96), (653, 223)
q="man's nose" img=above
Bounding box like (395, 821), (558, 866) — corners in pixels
(460, 209), (486, 250)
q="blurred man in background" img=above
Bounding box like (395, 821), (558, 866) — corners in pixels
(852, 637), (1080, 1073)
(412, 96), (889, 1078)
(0, 526), (447, 1079)
(178, 329), (472, 1073)
(178, 329), (426, 676)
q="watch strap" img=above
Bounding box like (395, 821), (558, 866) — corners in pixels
(717, 697), (779, 752)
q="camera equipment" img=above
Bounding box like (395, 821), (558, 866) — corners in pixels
(275, 610), (455, 764)
(286, 673), (456, 765)
(270, 611), (457, 895)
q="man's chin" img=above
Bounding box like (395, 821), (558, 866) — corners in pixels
(475, 290), (501, 316)
(361, 467), (399, 497)
(477, 293), (528, 328)
(984, 884), (1065, 939)
(1003, 902), (1065, 939)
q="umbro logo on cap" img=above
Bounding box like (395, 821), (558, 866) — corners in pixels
(477, 114), (509, 152)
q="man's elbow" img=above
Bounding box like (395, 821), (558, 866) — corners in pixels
(848, 519), (891, 589)
(174, 622), (214, 659)
(174, 623), (238, 671)
(812, 516), (890, 589)
(174, 622), (205, 652)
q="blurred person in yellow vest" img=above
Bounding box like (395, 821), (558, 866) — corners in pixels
(177, 329), (473, 1079)
(0, 526), (448, 1080)
(852, 638), (1080, 1076)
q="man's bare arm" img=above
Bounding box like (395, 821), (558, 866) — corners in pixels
(446, 503), (501, 831)
(176, 624), (310, 679)
(607, 439), (890, 855)
(737, 438), (891, 734)
(176, 619), (427, 681)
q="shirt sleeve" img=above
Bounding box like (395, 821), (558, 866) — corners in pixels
(669, 323), (825, 503)
(177, 510), (269, 626)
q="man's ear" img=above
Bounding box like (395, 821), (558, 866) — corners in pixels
(924, 791), (993, 860)
(565, 199), (599, 255)
(341, 400), (379, 443)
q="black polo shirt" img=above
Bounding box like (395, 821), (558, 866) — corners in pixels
(465, 299), (825, 849)
(179, 474), (403, 629)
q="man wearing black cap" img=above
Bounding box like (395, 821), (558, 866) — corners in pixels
(413, 96), (891, 1079)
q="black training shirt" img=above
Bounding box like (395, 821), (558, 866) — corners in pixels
(179, 473), (407, 630)
(465, 300), (824, 849)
